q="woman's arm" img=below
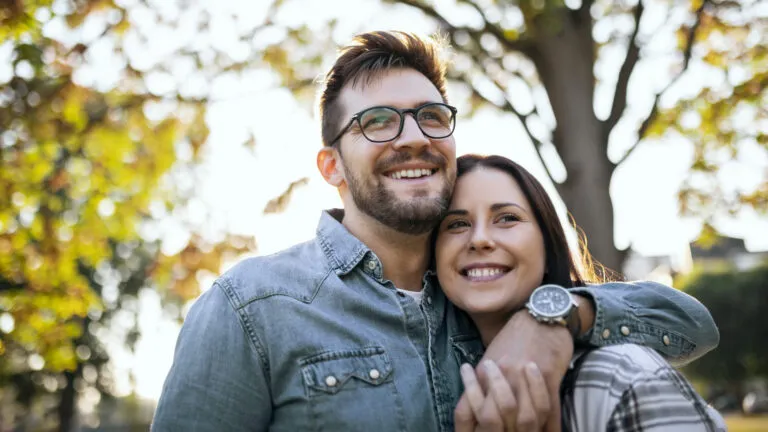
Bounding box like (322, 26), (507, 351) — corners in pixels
(565, 344), (726, 431)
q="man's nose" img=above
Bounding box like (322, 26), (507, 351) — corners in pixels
(392, 114), (430, 152)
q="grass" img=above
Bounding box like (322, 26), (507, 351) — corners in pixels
(725, 415), (768, 432)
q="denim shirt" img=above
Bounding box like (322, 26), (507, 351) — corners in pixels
(152, 210), (719, 431)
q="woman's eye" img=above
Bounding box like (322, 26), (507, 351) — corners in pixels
(497, 214), (521, 224)
(445, 220), (469, 230)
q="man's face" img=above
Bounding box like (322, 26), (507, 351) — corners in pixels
(335, 68), (457, 235)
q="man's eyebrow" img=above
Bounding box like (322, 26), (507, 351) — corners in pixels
(414, 100), (441, 107)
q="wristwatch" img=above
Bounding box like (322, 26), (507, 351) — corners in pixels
(525, 284), (581, 338)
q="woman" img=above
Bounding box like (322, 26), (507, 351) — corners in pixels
(434, 154), (724, 431)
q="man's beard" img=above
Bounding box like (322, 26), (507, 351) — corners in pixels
(344, 153), (454, 235)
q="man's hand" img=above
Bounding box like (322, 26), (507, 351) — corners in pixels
(455, 360), (551, 432)
(479, 310), (575, 432)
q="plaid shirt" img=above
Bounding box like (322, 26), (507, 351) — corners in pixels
(561, 344), (726, 431)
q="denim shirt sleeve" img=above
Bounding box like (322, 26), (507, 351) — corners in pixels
(151, 282), (271, 431)
(570, 280), (720, 367)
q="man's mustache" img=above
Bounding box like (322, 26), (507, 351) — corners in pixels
(376, 151), (448, 173)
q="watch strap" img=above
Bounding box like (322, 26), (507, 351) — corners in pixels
(565, 304), (581, 339)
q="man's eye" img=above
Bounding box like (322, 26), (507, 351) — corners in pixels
(363, 115), (396, 130)
(368, 116), (390, 125)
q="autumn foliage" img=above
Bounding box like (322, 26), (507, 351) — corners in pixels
(1, 1), (253, 428)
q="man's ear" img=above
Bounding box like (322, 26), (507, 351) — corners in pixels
(317, 146), (345, 187)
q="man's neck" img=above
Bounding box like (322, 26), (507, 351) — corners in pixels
(341, 209), (431, 292)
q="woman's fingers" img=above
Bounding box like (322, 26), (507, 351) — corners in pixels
(460, 363), (486, 418)
(455, 393), (477, 432)
(482, 360), (518, 430)
(523, 362), (551, 430)
(511, 369), (537, 431)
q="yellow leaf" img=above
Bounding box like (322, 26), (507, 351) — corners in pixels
(62, 88), (87, 130)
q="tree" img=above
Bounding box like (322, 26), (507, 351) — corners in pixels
(0, 1), (253, 430)
(264, 0), (767, 272)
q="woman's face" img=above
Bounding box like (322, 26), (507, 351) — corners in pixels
(435, 167), (546, 318)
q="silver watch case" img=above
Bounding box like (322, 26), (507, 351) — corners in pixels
(525, 284), (578, 327)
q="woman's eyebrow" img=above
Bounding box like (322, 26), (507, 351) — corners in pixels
(444, 209), (468, 217)
(490, 202), (525, 212)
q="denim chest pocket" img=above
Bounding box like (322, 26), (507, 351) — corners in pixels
(299, 347), (406, 431)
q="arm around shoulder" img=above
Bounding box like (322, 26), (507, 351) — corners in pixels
(151, 280), (271, 431)
(570, 280), (719, 366)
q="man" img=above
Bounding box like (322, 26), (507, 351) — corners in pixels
(152, 31), (718, 431)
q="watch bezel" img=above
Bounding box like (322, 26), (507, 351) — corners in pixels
(527, 284), (575, 319)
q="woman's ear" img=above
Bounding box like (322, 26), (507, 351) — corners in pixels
(317, 146), (345, 187)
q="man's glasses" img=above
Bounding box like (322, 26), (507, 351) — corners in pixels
(329, 102), (457, 145)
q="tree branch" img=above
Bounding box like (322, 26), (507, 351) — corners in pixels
(603, 0), (644, 137)
(579, 0), (595, 15)
(459, 68), (557, 184)
(615, 0), (709, 167)
(395, 0), (532, 54)
(451, 28), (557, 184)
(453, 0), (532, 54)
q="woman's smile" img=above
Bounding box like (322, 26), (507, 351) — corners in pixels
(460, 264), (511, 282)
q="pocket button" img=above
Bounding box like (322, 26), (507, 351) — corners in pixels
(369, 369), (380, 380)
(325, 375), (338, 387)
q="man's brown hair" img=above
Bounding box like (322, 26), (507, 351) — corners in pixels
(319, 31), (450, 147)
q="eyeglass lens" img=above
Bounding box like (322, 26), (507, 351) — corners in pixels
(358, 104), (455, 142)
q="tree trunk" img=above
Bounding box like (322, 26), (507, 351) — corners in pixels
(58, 364), (80, 432)
(528, 8), (627, 273)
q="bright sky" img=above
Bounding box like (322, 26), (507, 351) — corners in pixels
(10, 0), (766, 402)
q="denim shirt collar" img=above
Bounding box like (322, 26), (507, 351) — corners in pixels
(316, 210), (439, 291)
(316, 209), (373, 276)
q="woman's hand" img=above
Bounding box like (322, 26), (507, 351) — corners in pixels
(480, 311), (572, 432)
(455, 360), (553, 432)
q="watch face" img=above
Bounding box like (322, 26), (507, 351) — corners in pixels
(531, 285), (572, 317)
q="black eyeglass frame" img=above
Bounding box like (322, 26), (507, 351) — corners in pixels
(328, 102), (458, 146)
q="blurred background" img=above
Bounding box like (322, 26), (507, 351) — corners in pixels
(0, 0), (766, 430)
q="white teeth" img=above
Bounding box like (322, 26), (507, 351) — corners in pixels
(389, 169), (435, 179)
(467, 268), (505, 278)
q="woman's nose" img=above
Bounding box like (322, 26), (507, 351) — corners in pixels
(469, 226), (495, 251)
